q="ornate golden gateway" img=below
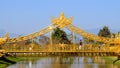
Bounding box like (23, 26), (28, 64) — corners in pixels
(51, 12), (72, 28)
(0, 12), (119, 45)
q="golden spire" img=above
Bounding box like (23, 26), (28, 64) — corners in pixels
(51, 12), (72, 28)
(5, 32), (9, 38)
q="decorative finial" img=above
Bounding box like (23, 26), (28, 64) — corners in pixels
(5, 32), (9, 39)
(59, 12), (64, 17)
(51, 12), (72, 28)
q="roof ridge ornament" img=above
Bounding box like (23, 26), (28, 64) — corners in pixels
(51, 12), (72, 28)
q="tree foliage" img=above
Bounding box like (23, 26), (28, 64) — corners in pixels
(52, 27), (70, 44)
(84, 38), (94, 44)
(98, 26), (111, 38)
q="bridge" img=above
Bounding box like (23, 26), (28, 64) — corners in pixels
(0, 12), (120, 63)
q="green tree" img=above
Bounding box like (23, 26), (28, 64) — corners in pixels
(52, 27), (70, 44)
(84, 38), (94, 44)
(98, 26), (111, 38)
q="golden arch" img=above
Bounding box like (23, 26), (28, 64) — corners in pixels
(0, 12), (119, 45)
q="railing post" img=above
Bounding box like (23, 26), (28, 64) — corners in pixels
(49, 26), (53, 52)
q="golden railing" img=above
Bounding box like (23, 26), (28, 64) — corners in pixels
(3, 44), (113, 52)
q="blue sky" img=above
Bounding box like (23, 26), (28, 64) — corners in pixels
(0, 0), (120, 35)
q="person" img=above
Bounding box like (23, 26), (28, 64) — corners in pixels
(29, 47), (32, 51)
(79, 40), (83, 45)
(79, 40), (82, 50)
(98, 44), (101, 50)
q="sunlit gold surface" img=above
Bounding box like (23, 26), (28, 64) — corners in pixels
(51, 12), (72, 28)
(0, 12), (120, 54)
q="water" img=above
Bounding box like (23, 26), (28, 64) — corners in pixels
(7, 57), (118, 68)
